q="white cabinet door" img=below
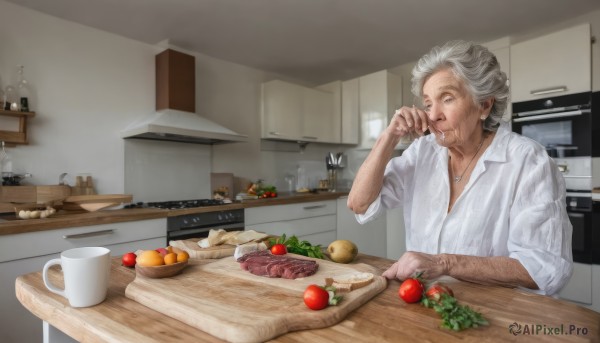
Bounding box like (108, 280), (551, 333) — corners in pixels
(261, 80), (337, 143)
(336, 197), (386, 258)
(303, 87), (336, 143)
(358, 70), (403, 149)
(341, 78), (359, 144)
(559, 262), (592, 305)
(261, 80), (303, 140)
(245, 201), (337, 247)
(386, 206), (405, 260)
(510, 23), (591, 103)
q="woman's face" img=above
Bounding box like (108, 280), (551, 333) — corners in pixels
(422, 68), (489, 148)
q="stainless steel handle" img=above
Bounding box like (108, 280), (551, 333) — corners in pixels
(566, 192), (592, 197)
(269, 132), (282, 136)
(562, 175), (592, 179)
(530, 86), (567, 95)
(301, 136), (318, 140)
(168, 223), (244, 239)
(567, 212), (585, 218)
(303, 204), (327, 210)
(513, 110), (584, 123)
(63, 229), (114, 239)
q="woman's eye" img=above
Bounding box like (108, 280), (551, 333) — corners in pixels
(443, 96), (454, 103)
(423, 104), (432, 112)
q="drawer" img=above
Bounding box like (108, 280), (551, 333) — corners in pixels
(0, 218), (166, 263)
(559, 262), (592, 305)
(246, 214), (336, 239)
(245, 200), (336, 225)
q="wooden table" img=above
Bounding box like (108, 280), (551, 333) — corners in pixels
(16, 255), (600, 342)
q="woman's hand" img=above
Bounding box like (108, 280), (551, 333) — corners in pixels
(382, 251), (448, 281)
(386, 105), (430, 139)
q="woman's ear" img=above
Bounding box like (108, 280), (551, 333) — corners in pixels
(481, 98), (494, 114)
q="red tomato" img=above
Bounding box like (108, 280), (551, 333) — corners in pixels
(121, 252), (137, 267)
(424, 283), (454, 301)
(303, 284), (329, 310)
(270, 243), (287, 255)
(398, 278), (424, 303)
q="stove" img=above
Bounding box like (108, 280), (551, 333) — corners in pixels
(125, 199), (244, 244)
(125, 199), (225, 210)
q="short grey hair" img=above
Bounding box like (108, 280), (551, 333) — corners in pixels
(411, 40), (509, 131)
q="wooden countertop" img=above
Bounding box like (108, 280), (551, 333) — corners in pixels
(16, 254), (600, 342)
(0, 192), (348, 235)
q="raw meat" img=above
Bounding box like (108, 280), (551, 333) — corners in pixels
(237, 250), (319, 279)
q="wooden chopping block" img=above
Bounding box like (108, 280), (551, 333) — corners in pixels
(62, 194), (133, 212)
(0, 185), (71, 204)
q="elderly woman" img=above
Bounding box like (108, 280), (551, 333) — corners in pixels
(347, 40), (572, 295)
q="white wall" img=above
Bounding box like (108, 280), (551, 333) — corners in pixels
(0, 1), (348, 199)
(0, 1), (155, 193)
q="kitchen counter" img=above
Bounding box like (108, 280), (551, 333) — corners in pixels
(0, 191), (349, 235)
(16, 254), (600, 342)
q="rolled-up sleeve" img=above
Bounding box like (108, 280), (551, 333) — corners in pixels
(508, 148), (573, 295)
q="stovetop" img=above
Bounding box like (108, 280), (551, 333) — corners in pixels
(124, 199), (225, 210)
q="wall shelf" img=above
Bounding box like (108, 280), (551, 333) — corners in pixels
(0, 109), (36, 145)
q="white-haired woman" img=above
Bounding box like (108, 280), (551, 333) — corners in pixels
(347, 40), (572, 295)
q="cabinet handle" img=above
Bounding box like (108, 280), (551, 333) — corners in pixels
(63, 229), (114, 239)
(269, 131), (282, 136)
(303, 204), (327, 210)
(301, 136), (318, 140)
(530, 86), (567, 95)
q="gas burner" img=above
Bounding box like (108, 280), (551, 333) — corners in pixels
(125, 199), (224, 210)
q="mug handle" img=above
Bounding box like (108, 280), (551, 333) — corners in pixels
(42, 258), (66, 298)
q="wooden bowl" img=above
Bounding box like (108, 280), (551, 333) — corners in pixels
(135, 261), (188, 278)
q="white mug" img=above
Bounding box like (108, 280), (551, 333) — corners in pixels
(42, 247), (111, 307)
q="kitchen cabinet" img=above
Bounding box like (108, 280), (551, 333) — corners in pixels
(386, 206), (405, 260)
(559, 262), (600, 313)
(510, 23), (591, 103)
(261, 80), (337, 143)
(336, 197), (386, 258)
(245, 200), (336, 247)
(357, 70), (403, 149)
(341, 78), (360, 144)
(0, 218), (166, 343)
(559, 262), (592, 305)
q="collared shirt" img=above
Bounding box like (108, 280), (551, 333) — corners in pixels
(357, 122), (573, 295)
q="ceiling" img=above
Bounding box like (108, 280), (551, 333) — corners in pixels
(7, 0), (600, 85)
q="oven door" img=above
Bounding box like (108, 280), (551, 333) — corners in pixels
(566, 193), (593, 264)
(512, 92), (594, 157)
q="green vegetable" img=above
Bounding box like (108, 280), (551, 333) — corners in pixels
(421, 293), (488, 331)
(325, 286), (343, 306)
(269, 234), (324, 259)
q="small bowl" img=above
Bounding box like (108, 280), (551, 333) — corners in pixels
(135, 261), (188, 278)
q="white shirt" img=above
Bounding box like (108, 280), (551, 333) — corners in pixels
(357, 122), (573, 295)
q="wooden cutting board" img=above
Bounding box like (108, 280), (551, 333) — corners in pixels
(125, 255), (387, 343)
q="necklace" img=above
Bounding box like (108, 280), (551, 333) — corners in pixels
(451, 135), (485, 183)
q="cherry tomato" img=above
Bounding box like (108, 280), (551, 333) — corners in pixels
(303, 284), (329, 310)
(121, 252), (137, 267)
(270, 243), (287, 255)
(398, 278), (424, 303)
(424, 283), (454, 301)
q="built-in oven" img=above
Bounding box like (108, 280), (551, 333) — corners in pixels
(124, 199), (245, 245)
(566, 191), (594, 263)
(512, 91), (600, 265)
(512, 92), (598, 158)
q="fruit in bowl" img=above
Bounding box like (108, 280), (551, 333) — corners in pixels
(135, 261), (188, 278)
(134, 248), (190, 278)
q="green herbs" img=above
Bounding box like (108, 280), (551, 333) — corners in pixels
(269, 234), (324, 259)
(421, 293), (489, 331)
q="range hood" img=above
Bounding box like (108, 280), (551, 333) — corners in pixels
(122, 49), (247, 144)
